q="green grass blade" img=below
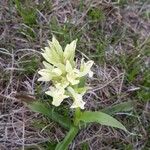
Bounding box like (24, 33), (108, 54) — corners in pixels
(28, 101), (72, 129)
(79, 111), (127, 132)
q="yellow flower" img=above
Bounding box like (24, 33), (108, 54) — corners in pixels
(65, 60), (79, 85)
(45, 84), (69, 106)
(51, 68), (62, 76)
(63, 39), (77, 65)
(38, 61), (62, 81)
(41, 36), (63, 66)
(48, 36), (63, 58)
(78, 59), (94, 77)
(67, 86), (85, 109)
(38, 69), (53, 81)
(58, 77), (70, 88)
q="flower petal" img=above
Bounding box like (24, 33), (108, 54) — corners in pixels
(52, 68), (62, 76)
(43, 61), (53, 70)
(66, 60), (73, 72)
(42, 36), (64, 66)
(38, 69), (52, 81)
(64, 39), (77, 63)
(50, 36), (63, 56)
(66, 72), (79, 85)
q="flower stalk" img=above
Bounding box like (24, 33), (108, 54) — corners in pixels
(74, 108), (82, 126)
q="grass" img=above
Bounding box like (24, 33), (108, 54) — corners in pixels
(0, 0), (150, 149)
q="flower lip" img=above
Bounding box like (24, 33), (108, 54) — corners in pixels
(67, 86), (86, 109)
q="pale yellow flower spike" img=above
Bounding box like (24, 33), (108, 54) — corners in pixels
(38, 36), (94, 109)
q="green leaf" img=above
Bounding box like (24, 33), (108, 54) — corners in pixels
(28, 101), (72, 129)
(101, 101), (134, 115)
(55, 126), (79, 150)
(79, 111), (127, 132)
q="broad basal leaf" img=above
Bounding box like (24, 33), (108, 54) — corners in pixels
(29, 101), (72, 129)
(79, 111), (127, 132)
(101, 101), (134, 115)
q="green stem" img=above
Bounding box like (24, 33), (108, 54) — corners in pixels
(74, 107), (82, 126)
(55, 125), (79, 150)
(55, 108), (82, 150)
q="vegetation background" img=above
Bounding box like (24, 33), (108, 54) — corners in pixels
(0, 0), (150, 149)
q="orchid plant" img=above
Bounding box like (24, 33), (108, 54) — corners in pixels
(29, 36), (128, 150)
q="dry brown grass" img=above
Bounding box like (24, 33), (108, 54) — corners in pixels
(0, 0), (150, 149)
